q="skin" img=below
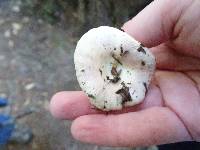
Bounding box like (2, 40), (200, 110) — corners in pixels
(50, 0), (200, 147)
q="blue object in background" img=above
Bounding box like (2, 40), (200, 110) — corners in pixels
(0, 97), (33, 145)
(0, 98), (15, 145)
(0, 98), (8, 107)
(0, 115), (14, 145)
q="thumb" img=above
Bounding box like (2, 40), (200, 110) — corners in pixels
(122, 0), (192, 48)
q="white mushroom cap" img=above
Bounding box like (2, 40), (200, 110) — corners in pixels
(74, 26), (155, 111)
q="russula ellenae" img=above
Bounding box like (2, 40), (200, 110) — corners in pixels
(74, 26), (155, 111)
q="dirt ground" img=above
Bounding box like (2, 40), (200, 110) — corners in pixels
(0, 1), (158, 150)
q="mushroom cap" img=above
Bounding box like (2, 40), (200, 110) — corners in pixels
(74, 26), (155, 111)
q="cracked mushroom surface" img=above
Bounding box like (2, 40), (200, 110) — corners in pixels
(74, 26), (156, 111)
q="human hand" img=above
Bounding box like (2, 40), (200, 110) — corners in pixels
(50, 0), (200, 147)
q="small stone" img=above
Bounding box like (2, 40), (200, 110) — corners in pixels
(0, 93), (7, 98)
(12, 23), (23, 35)
(4, 30), (11, 38)
(8, 40), (14, 48)
(38, 19), (43, 24)
(12, 5), (20, 13)
(23, 98), (31, 106)
(25, 83), (35, 91)
(13, 30), (18, 35)
(22, 17), (30, 23)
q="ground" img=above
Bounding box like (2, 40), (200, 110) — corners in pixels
(0, 1), (157, 150)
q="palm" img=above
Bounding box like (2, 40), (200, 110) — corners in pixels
(152, 69), (200, 142)
(150, 41), (200, 143)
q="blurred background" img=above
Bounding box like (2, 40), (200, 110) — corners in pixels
(0, 0), (192, 150)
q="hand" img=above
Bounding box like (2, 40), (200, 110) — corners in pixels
(50, 0), (200, 147)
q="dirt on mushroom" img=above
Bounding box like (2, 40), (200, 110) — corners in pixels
(74, 26), (155, 111)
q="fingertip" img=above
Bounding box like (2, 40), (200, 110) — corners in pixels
(71, 117), (82, 140)
(121, 20), (132, 32)
(50, 91), (69, 119)
(71, 115), (98, 142)
(50, 91), (98, 120)
(71, 115), (109, 144)
(122, 0), (181, 47)
(122, 19), (150, 46)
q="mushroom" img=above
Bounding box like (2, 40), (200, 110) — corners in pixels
(74, 26), (156, 111)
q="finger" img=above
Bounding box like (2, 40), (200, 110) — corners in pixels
(71, 107), (191, 147)
(50, 84), (163, 120)
(155, 71), (200, 141)
(122, 0), (192, 47)
(50, 91), (100, 120)
(152, 44), (200, 71)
